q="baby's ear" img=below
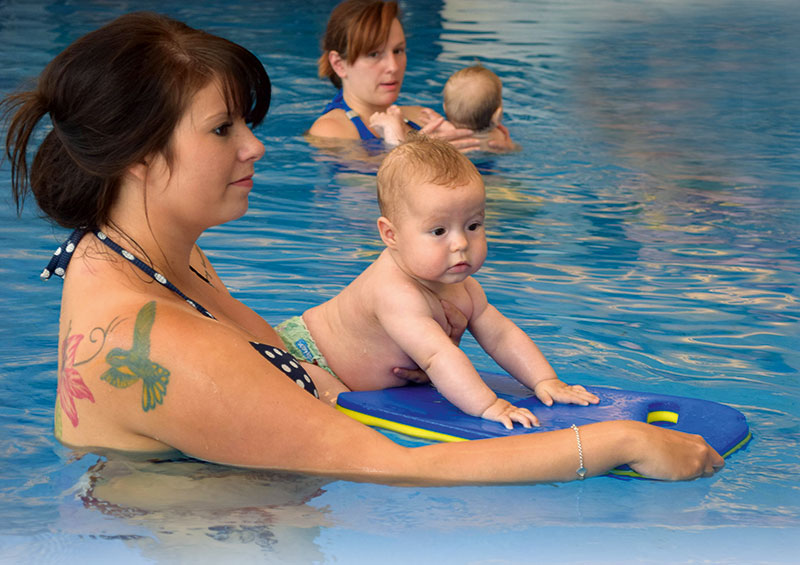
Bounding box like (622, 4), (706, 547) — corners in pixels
(491, 104), (503, 126)
(377, 216), (398, 248)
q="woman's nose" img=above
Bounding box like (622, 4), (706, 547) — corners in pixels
(386, 52), (400, 72)
(239, 128), (266, 162)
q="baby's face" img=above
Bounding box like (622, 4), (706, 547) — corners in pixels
(391, 177), (487, 286)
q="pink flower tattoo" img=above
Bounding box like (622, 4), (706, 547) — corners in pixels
(58, 333), (95, 427)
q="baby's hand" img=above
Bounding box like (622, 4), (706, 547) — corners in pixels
(480, 398), (540, 430)
(534, 379), (600, 407)
(369, 105), (406, 145)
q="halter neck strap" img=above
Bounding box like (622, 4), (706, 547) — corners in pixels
(42, 228), (216, 320)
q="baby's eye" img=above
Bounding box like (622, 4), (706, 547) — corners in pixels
(432, 227), (446, 236)
(213, 123), (232, 136)
(468, 222), (483, 231)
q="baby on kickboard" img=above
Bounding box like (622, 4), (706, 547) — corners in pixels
(277, 135), (597, 428)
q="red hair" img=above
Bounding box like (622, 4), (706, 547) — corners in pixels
(318, 0), (399, 89)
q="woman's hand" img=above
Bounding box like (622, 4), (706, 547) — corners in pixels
(418, 108), (481, 152)
(487, 123), (516, 152)
(624, 424), (726, 480)
(392, 299), (468, 384)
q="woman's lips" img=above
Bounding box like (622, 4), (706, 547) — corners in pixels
(230, 175), (254, 188)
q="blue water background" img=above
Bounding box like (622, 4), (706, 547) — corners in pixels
(1, 0), (798, 563)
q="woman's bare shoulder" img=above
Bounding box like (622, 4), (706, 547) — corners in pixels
(55, 295), (305, 451)
(308, 109), (360, 139)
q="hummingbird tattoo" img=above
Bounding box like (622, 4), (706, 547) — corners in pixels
(101, 301), (170, 412)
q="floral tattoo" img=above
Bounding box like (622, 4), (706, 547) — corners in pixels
(56, 316), (122, 430)
(58, 332), (95, 428)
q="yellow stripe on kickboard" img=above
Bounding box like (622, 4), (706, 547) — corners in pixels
(335, 405), (467, 443)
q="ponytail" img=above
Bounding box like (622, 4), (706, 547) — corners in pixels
(3, 90), (47, 216)
(2, 91), (115, 229)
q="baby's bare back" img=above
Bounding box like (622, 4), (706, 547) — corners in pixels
(303, 257), (421, 391)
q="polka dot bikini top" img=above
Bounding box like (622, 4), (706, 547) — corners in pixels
(42, 228), (319, 398)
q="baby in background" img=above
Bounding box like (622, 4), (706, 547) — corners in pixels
(371, 64), (516, 152)
(277, 135), (597, 428)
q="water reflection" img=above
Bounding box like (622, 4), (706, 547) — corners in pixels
(2, 0), (800, 562)
(56, 455), (332, 562)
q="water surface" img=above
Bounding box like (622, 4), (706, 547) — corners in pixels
(1, 0), (798, 563)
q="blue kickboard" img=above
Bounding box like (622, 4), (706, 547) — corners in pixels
(336, 372), (751, 475)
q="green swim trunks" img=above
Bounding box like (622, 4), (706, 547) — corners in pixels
(275, 316), (338, 380)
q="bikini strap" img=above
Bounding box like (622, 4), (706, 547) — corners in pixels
(321, 89), (346, 115)
(93, 230), (216, 319)
(41, 227), (87, 281)
(42, 229), (321, 398)
(42, 228), (216, 320)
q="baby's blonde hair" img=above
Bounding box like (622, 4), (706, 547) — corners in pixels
(443, 65), (502, 131)
(377, 133), (482, 220)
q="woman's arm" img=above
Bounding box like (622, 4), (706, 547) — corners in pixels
(92, 299), (722, 484)
(409, 420), (724, 485)
(403, 106), (482, 152)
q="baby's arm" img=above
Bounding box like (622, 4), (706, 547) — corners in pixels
(369, 105), (407, 146)
(378, 287), (536, 429)
(466, 279), (599, 407)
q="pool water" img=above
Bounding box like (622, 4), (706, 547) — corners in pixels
(1, 0), (799, 563)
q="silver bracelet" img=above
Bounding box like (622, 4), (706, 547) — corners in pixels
(571, 424), (587, 480)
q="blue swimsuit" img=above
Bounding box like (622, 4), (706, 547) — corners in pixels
(43, 228), (318, 398)
(321, 90), (421, 141)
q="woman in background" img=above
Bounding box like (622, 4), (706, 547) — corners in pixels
(309, 0), (479, 150)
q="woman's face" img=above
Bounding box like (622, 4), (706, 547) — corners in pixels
(341, 18), (407, 110)
(146, 80), (265, 234)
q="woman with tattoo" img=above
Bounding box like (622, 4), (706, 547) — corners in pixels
(1, 11), (724, 484)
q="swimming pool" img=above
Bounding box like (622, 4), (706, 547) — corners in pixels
(1, 0), (798, 562)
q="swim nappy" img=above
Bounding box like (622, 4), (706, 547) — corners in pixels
(275, 316), (338, 380)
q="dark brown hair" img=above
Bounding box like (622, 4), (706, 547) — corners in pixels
(318, 0), (399, 89)
(2, 11), (271, 229)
